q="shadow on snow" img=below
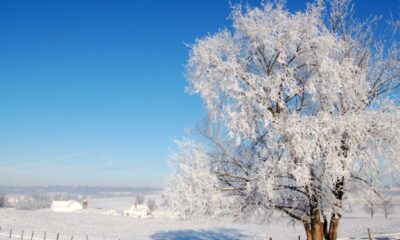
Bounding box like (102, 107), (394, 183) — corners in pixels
(150, 228), (251, 240)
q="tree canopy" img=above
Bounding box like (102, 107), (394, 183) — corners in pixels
(165, 1), (400, 239)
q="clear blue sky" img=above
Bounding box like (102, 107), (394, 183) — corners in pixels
(0, 0), (398, 187)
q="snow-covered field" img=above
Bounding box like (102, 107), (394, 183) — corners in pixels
(0, 191), (399, 240)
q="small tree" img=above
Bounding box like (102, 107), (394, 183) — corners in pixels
(0, 193), (6, 208)
(134, 195), (145, 207)
(147, 198), (157, 211)
(382, 198), (395, 218)
(363, 201), (376, 219)
(166, 1), (400, 240)
(17, 193), (51, 210)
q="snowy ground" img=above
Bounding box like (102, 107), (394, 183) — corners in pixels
(0, 192), (399, 240)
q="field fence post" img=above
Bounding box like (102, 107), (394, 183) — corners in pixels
(56, 233), (59, 240)
(21, 230), (24, 240)
(85, 235), (88, 240)
(367, 228), (372, 240)
(30, 231), (34, 240)
(43, 232), (46, 240)
(9, 229), (12, 239)
(70, 235), (73, 240)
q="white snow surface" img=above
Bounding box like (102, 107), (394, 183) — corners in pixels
(0, 192), (398, 240)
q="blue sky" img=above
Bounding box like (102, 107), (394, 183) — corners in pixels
(0, 0), (398, 187)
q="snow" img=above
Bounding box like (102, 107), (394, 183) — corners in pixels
(0, 1), (399, 240)
(0, 192), (399, 240)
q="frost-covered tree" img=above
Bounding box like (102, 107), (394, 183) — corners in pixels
(134, 195), (145, 207)
(17, 193), (51, 210)
(363, 199), (376, 219)
(0, 193), (6, 208)
(166, 1), (400, 240)
(146, 198), (157, 212)
(382, 198), (395, 218)
(164, 139), (229, 217)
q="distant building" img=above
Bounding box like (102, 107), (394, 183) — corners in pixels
(124, 204), (152, 218)
(104, 209), (123, 216)
(5, 195), (23, 206)
(51, 200), (83, 212)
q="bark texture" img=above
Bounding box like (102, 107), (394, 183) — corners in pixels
(303, 212), (341, 240)
(311, 210), (323, 240)
(304, 222), (312, 240)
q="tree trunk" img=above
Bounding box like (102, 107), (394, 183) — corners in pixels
(304, 211), (340, 240)
(304, 222), (312, 240)
(311, 210), (323, 240)
(328, 215), (341, 240)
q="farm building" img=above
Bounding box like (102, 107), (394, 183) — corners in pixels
(51, 200), (83, 212)
(104, 209), (123, 216)
(124, 204), (152, 218)
(5, 195), (23, 207)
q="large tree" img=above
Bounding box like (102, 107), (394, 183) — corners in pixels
(165, 1), (400, 239)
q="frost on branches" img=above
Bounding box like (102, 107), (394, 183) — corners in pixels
(165, 1), (400, 240)
(164, 139), (231, 217)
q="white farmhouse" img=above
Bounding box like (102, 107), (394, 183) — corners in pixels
(51, 200), (83, 212)
(124, 204), (152, 218)
(5, 195), (23, 207)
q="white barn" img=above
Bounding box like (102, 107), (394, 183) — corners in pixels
(124, 204), (152, 218)
(51, 200), (83, 212)
(104, 209), (123, 216)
